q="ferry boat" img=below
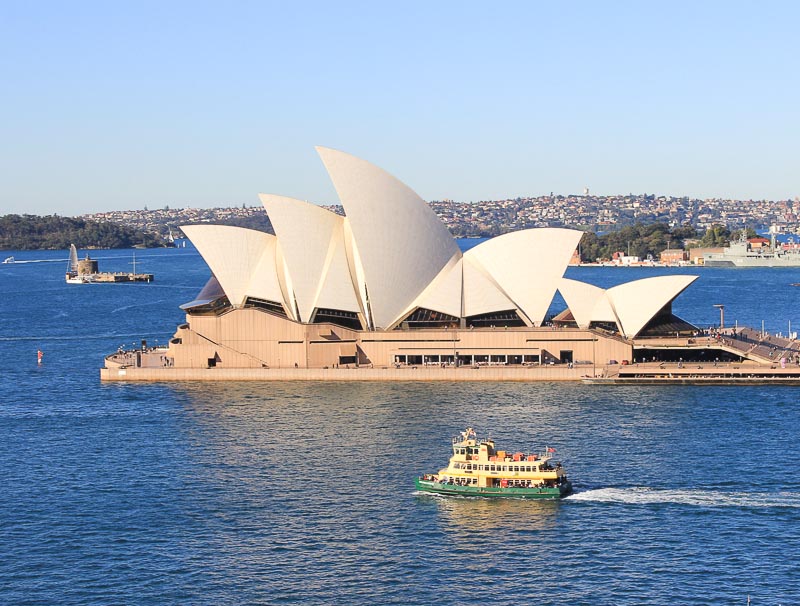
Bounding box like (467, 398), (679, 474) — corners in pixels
(2, 256), (14, 264)
(415, 428), (572, 499)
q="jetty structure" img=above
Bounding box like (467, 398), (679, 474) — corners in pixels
(101, 148), (800, 383)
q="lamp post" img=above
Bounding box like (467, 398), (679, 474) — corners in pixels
(713, 304), (725, 329)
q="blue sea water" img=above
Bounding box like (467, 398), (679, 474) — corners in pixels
(1, 246), (800, 605)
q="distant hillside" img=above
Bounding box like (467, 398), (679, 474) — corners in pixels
(0, 214), (170, 250)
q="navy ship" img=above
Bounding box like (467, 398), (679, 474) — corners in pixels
(704, 229), (800, 267)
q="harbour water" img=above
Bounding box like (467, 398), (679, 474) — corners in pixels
(2, 246), (800, 604)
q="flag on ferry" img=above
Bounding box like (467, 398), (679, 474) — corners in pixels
(547, 447), (556, 453)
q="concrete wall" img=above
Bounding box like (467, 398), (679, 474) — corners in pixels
(101, 364), (601, 382)
(155, 309), (632, 372)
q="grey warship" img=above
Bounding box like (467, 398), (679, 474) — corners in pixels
(704, 231), (800, 268)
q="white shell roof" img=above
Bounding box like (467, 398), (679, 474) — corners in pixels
(465, 228), (583, 326)
(607, 275), (698, 338)
(183, 149), (699, 337)
(558, 278), (615, 329)
(406, 256), (464, 320)
(181, 224), (285, 308)
(316, 146), (461, 329)
(462, 257), (518, 318)
(559, 275), (697, 337)
(259, 194), (361, 322)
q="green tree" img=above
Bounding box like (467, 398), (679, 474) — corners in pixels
(699, 225), (731, 247)
(0, 215), (170, 250)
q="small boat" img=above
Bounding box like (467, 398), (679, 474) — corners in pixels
(66, 244), (86, 283)
(2, 256), (14, 264)
(415, 428), (572, 499)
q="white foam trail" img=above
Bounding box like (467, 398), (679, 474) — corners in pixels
(1, 259), (66, 264)
(0, 333), (148, 342)
(110, 300), (166, 313)
(567, 487), (800, 508)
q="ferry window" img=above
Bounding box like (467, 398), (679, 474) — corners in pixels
(525, 466), (531, 472)
(490, 465), (496, 472)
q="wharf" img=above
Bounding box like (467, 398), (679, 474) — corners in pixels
(101, 361), (591, 382)
(582, 366), (800, 385)
(101, 356), (800, 384)
(91, 272), (154, 283)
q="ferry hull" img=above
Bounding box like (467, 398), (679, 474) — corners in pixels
(415, 478), (572, 499)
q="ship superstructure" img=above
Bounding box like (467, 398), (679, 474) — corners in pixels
(704, 229), (800, 267)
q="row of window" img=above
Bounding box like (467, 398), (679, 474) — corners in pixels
(395, 354), (541, 365)
(397, 308), (527, 329)
(453, 463), (541, 473)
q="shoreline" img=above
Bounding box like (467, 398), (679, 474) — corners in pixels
(100, 361), (800, 384)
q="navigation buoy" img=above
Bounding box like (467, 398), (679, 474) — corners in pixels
(37, 350), (43, 365)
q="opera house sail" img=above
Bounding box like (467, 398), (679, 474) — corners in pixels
(102, 147), (704, 381)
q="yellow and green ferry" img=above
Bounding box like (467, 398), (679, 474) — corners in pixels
(415, 428), (572, 499)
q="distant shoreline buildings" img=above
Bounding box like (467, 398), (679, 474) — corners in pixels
(83, 191), (800, 241)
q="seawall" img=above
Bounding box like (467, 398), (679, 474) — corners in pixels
(100, 365), (590, 382)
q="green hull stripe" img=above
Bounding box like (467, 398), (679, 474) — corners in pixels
(415, 479), (571, 499)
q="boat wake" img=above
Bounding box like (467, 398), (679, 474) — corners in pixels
(0, 333), (148, 342)
(0, 258), (67, 264)
(111, 300), (167, 313)
(567, 487), (800, 509)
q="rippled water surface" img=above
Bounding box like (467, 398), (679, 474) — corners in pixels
(1, 247), (800, 605)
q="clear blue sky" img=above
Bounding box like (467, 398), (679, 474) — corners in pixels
(1, 1), (798, 215)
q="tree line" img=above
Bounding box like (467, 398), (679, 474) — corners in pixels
(0, 215), (170, 250)
(578, 223), (755, 262)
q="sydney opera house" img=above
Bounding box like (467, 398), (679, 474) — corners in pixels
(103, 147), (708, 381)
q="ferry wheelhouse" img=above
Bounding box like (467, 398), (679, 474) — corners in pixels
(415, 428), (572, 499)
